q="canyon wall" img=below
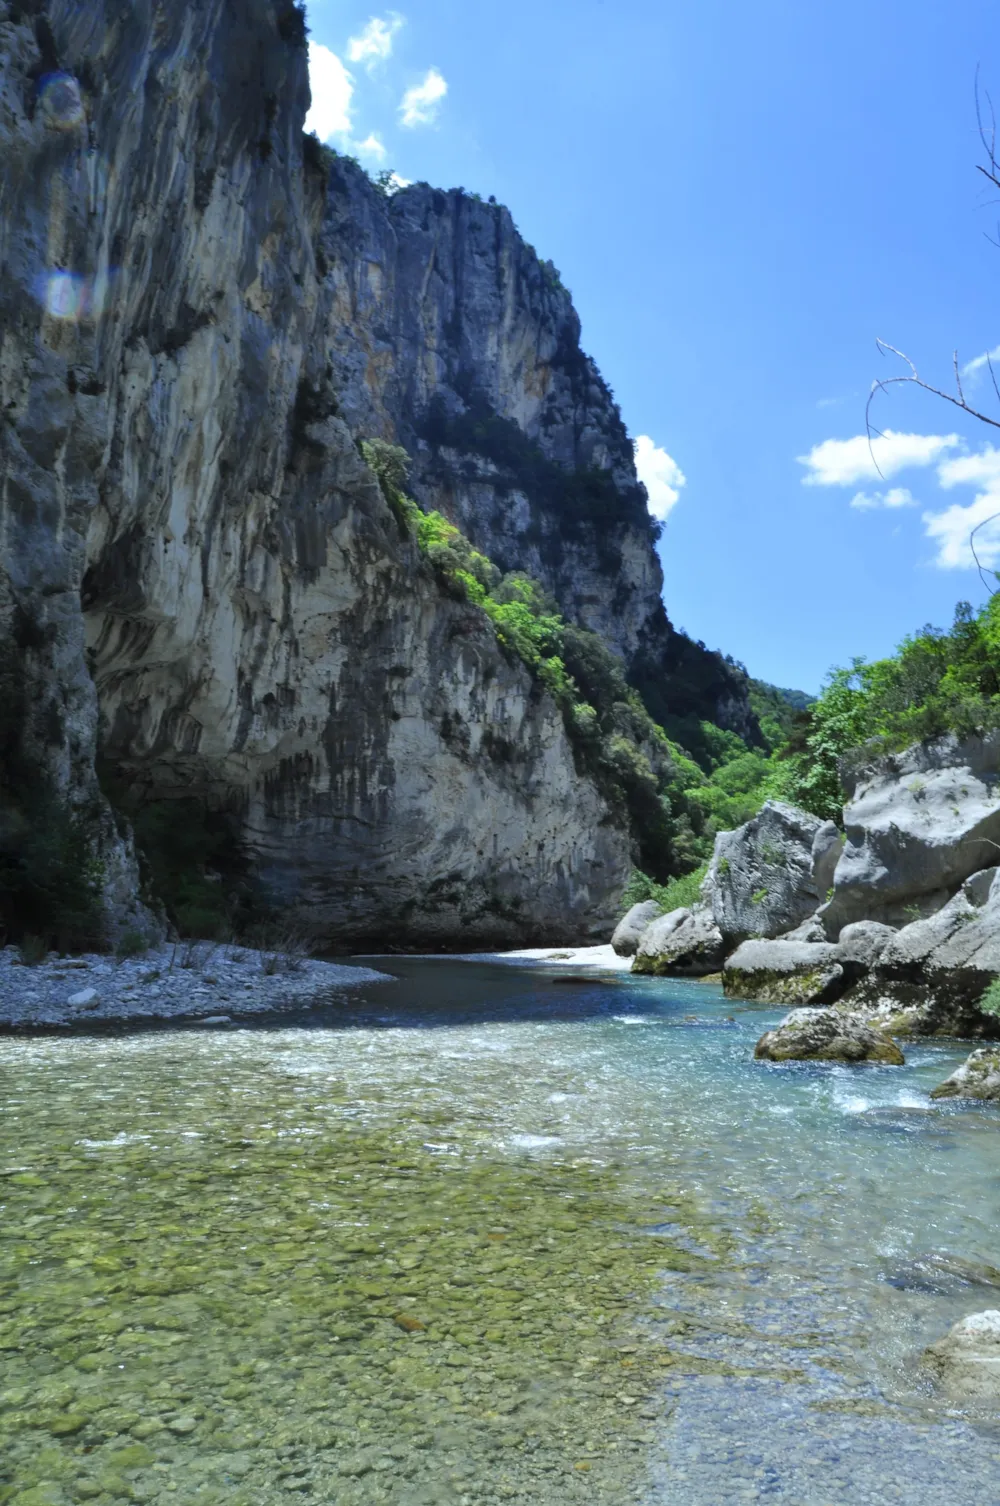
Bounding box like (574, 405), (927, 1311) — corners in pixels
(0, 0), (750, 946)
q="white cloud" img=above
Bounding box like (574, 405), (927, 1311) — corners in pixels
(400, 68), (447, 128)
(961, 345), (1000, 380)
(923, 493), (1000, 570)
(305, 42), (353, 141)
(356, 132), (388, 163)
(922, 444), (1000, 569)
(849, 487), (918, 511)
(937, 446), (1000, 491)
(347, 14), (404, 69)
(798, 429), (962, 487)
(635, 435), (686, 522)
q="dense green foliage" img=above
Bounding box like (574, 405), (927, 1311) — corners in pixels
(0, 624), (107, 950)
(361, 439), (806, 881)
(421, 390), (657, 545)
(0, 795), (105, 953)
(771, 596), (1000, 823)
(620, 864), (709, 915)
(126, 801), (240, 939)
(980, 977), (1000, 1019)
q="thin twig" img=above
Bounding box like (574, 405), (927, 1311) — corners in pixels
(969, 511), (1000, 595)
(867, 340), (1000, 442)
(989, 352), (1000, 413)
(976, 66), (1000, 192)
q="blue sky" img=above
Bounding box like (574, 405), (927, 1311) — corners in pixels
(303, 0), (1000, 694)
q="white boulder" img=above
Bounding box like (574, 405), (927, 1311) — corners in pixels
(632, 906), (725, 977)
(611, 900), (663, 957)
(824, 732), (1000, 934)
(922, 1310), (1000, 1402)
(706, 801), (842, 946)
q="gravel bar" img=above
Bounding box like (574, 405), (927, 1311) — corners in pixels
(0, 944), (393, 1030)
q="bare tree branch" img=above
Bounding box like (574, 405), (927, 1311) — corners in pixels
(976, 65), (1000, 192)
(989, 351), (1000, 412)
(867, 339), (1000, 447)
(970, 510), (1000, 596)
(863, 72), (1000, 587)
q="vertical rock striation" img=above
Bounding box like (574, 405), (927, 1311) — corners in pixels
(319, 160), (756, 735)
(0, 0), (750, 946)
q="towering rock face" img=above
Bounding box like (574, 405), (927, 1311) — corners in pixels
(0, 0), (631, 945)
(0, 0), (750, 947)
(319, 163), (756, 735)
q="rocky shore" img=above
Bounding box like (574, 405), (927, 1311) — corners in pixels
(614, 733), (1000, 1090)
(0, 944), (391, 1031)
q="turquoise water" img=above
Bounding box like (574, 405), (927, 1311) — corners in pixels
(1, 959), (999, 1504)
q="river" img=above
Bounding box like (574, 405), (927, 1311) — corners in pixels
(1, 957), (998, 1504)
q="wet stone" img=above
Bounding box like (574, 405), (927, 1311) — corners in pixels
(0, 1028), (727, 1505)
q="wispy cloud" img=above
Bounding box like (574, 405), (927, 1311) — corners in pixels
(400, 68), (447, 128)
(304, 41), (354, 141)
(356, 132), (387, 163)
(937, 446), (1000, 491)
(347, 14), (404, 70)
(923, 494), (1000, 570)
(961, 345), (1000, 380)
(849, 487), (918, 511)
(635, 435), (686, 522)
(798, 430), (962, 487)
(922, 444), (1000, 569)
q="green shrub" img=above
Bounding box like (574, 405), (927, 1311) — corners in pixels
(619, 865), (708, 915)
(18, 934), (48, 967)
(980, 977), (1000, 1018)
(115, 928), (150, 961)
(100, 797), (266, 942)
(0, 795), (105, 952)
(276, 2), (308, 45)
(774, 595), (1000, 823)
(367, 462), (809, 881)
(751, 888), (768, 905)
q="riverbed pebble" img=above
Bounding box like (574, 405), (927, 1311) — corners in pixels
(0, 944), (392, 1029)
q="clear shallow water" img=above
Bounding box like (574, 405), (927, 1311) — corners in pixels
(1, 960), (999, 1505)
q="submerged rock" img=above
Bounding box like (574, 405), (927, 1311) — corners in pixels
(723, 940), (846, 1005)
(931, 1049), (1000, 1102)
(631, 906), (725, 977)
(886, 1252), (1000, 1295)
(705, 802), (842, 946)
(754, 1007), (905, 1065)
(922, 1310), (1000, 1402)
(612, 901), (663, 957)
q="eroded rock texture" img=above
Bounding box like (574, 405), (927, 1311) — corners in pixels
(1, 0), (677, 945)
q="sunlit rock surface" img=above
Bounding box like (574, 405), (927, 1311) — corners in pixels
(754, 1007), (905, 1065)
(923, 1310), (1000, 1402)
(0, 0), (655, 945)
(931, 1048), (1000, 1102)
(823, 733), (1000, 933)
(704, 801), (842, 946)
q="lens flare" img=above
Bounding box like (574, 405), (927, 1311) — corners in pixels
(36, 71), (86, 131)
(36, 269), (109, 322)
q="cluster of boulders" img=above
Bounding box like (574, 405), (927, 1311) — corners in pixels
(612, 733), (1000, 1081)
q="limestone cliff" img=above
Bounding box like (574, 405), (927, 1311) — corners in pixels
(0, 0), (750, 948)
(319, 158), (755, 735)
